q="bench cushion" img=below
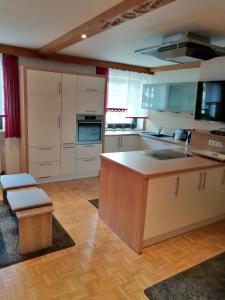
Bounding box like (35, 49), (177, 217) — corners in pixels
(7, 188), (52, 212)
(0, 173), (37, 190)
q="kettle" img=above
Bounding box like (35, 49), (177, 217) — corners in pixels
(174, 129), (188, 141)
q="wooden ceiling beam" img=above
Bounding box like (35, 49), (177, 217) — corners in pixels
(38, 0), (175, 55)
(151, 61), (201, 72)
(0, 43), (153, 74)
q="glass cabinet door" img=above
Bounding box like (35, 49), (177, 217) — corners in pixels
(167, 83), (197, 113)
(142, 84), (168, 110)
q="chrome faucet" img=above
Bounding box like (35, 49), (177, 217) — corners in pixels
(158, 127), (163, 136)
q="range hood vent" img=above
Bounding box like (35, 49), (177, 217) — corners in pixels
(135, 32), (225, 64)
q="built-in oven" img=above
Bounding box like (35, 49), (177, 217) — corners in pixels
(76, 114), (103, 144)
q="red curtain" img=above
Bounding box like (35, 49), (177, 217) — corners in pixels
(3, 54), (21, 138)
(96, 67), (108, 110)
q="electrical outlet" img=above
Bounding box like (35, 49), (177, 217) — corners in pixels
(208, 140), (223, 148)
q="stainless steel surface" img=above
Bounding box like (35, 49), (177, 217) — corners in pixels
(139, 149), (191, 160)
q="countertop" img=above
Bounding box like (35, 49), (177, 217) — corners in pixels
(105, 130), (185, 146)
(101, 148), (224, 178)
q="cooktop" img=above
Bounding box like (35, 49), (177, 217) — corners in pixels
(139, 149), (191, 160)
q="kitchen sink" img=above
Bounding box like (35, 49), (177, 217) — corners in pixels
(139, 149), (191, 160)
(143, 132), (172, 138)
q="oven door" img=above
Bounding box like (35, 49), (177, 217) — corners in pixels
(77, 121), (102, 144)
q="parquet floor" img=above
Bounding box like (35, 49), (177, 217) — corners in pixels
(1, 177), (225, 300)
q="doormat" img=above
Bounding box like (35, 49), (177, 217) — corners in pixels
(0, 204), (75, 269)
(88, 199), (99, 209)
(144, 251), (225, 300)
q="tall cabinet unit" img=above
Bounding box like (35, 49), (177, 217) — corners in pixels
(61, 74), (77, 177)
(24, 69), (106, 182)
(27, 70), (61, 179)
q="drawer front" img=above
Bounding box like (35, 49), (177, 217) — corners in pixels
(76, 91), (104, 115)
(76, 158), (100, 174)
(29, 146), (60, 163)
(77, 75), (105, 93)
(29, 161), (60, 179)
(61, 145), (75, 176)
(76, 144), (102, 159)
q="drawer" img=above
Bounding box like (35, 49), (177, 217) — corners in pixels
(29, 146), (60, 163)
(76, 157), (100, 174)
(76, 144), (102, 159)
(29, 161), (60, 179)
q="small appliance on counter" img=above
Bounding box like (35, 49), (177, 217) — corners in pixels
(174, 128), (189, 141)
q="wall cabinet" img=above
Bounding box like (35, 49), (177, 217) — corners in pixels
(142, 84), (168, 111)
(142, 82), (197, 113)
(77, 75), (105, 115)
(144, 167), (225, 240)
(104, 135), (139, 153)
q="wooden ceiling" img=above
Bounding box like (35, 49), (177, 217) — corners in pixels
(0, 0), (202, 73)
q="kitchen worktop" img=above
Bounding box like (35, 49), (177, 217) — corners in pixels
(105, 130), (185, 146)
(101, 148), (223, 178)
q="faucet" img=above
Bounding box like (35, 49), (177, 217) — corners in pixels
(158, 127), (163, 136)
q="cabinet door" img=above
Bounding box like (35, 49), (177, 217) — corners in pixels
(61, 74), (77, 144)
(28, 95), (61, 147)
(167, 83), (197, 113)
(104, 136), (119, 153)
(121, 135), (138, 152)
(142, 84), (168, 110)
(144, 174), (180, 239)
(29, 161), (60, 179)
(76, 144), (102, 159)
(27, 70), (61, 96)
(61, 145), (75, 176)
(77, 75), (105, 93)
(77, 91), (104, 115)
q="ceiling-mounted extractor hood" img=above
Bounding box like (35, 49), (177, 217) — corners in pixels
(135, 32), (225, 64)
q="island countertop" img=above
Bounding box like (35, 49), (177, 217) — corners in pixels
(100, 149), (223, 178)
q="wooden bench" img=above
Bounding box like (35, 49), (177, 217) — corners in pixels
(7, 188), (53, 254)
(1, 173), (38, 204)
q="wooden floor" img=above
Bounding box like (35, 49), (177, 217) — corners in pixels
(1, 177), (225, 300)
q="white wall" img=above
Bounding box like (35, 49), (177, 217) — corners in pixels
(3, 57), (96, 173)
(145, 58), (225, 135)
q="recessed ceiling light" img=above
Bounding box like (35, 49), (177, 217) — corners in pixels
(81, 34), (87, 39)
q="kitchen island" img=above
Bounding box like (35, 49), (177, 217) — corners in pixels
(99, 148), (225, 253)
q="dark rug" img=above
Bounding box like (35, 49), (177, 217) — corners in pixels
(0, 203), (75, 269)
(144, 252), (225, 300)
(88, 199), (99, 209)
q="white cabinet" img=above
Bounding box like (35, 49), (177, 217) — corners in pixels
(76, 144), (102, 178)
(27, 70), (61, 96)
(29, 146), (60, 163)
(104, 135), (138, 153)
(29, 161), (60, 179)
(61, 144), (75, 176)
(77, 75), (105, 115)
(28, 95), (61, 147)
(61, 74), (77, 144)
(144, 167), (225, 241)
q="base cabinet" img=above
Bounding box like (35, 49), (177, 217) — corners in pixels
(144, 167), (225, 243)
(29, 161), (60, 179)
(61, 144), (75, 177)
(104, 135), (138, 153)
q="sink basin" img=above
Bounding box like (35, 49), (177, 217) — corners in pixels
(143, 132), (172, 138)
(139, 149), (191, 160)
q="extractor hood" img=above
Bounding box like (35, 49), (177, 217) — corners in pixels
(135, 32), (225, 64)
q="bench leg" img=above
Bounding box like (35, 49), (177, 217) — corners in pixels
(2, 189), (7, 205)
(18, 211), (52, 254)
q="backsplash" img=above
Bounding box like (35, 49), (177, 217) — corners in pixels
(145, 110), (225, 136)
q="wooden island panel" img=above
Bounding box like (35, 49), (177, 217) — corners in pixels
(99, 157), (148, 253)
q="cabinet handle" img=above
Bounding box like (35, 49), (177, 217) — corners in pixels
(84, 145), (94, 148)
(39, 147), (52, 150)
(222, 170), (225, 185)
(85, 110), (96, 113)
(58, 115), (61, 128)
(175, 176), (180, 196)
(86, 88), (97, 92)
(117, 137), (120, 148)
(63, 143), (74, 146)
(120, 136), (123, 148)
(58, 82), (61, 95)
(39, 162), (52, 166)
(63, 146), (74, 149)
(198, 173), (203, 190)
(83, 159), (95, 162)
(202, 172), (207, 189)
(39, 176), (51, 179)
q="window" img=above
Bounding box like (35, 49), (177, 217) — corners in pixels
(106, 69), (152, 128)
(0, 54), (4, 130)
